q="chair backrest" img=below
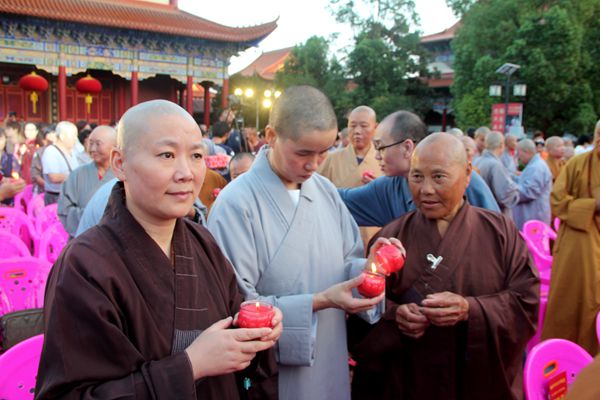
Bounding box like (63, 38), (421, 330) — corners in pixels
(0, 207), (39, 251)
(26, 193), (45, 220)
(596, 311), (600, 345)
(0, 257), (52, 316)
(0, 334), (44, 400)
(553, 217), (560, 232)
(38, 222), (69, 264)
(13, 184), (34, 214)
(522, 220), (557, 256)
(527, 296), (548, 353)
(524, 339), (593, 400)
(0, 230), (32, 258)
(35, 203), (60, 234)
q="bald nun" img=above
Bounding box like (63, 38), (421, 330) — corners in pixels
(349, 133), (539, 400)
(36, 100), (282, 400)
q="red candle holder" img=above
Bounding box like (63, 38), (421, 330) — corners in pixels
(357, 269), (385, 298)
(237, 301), (275, 328)
(362, 170), (375, 179)
(375, 244), (405, 275)
(212, 188), (221, 199)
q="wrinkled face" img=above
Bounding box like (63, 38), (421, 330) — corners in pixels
(113, 114), (206, 224)
(58, 126), (78, 149)
(230, 157), (254, 180)
(24, 123), (38, 140)
(373, 123), (412, 177)
(88, 129), (115, 166)
(267, 127), (336, 189)
(474, 134), (486, 153)
(409, 143), (471, 220)
(348, 110), (376, 153)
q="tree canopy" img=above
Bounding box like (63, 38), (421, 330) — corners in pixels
(450, 0), (600, 135)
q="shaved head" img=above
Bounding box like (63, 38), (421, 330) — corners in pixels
(89, 125), (116, 143)
(117, 100), (197, 154)
(268, 85), (337, 140)
(349, 105), (376, 122)
(415, 132), (468, 167)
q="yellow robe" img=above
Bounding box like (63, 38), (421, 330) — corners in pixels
(318, 144), (382, 246)
(545, 155), (565, 182)
(542, 150), (600, 355)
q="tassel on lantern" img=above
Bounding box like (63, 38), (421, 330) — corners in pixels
(18, 71), (48, 115)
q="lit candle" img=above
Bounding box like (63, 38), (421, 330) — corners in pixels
(237, 301), (275, 328)
(11, 171), (19, 180)
(362, 170), (375, 179)
(212, 188), (221, 199)
(375, 244), (405, 275)
(357, 264), (385, 298)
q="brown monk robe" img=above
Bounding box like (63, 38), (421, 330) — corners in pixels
(565, 354), (600, 400)
(349, 133), (539, 400)
(36, 100), (280, 400)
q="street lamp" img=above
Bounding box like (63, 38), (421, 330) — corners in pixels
(233, 87), (281, 129)
(490, 63), (527, 133)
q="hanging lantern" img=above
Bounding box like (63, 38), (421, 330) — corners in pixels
(18, 71), (48, 114)
(76, 74), (102, 113)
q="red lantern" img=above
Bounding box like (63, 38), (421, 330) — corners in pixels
(18, 71), (48, 114)
(76, 74), (102, 114)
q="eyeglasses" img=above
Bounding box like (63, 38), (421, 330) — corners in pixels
(374, 137), (411, 153)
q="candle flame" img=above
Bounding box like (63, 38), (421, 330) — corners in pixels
(255, 302), (260, 309)
(11, 172), (19, 180)
(371, 263), (377, 273)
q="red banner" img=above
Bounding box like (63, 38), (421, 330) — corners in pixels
(491, 103), (523, 133)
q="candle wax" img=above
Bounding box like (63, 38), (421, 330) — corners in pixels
(357, 271), (385, 298)
(238, 301), (275, 328)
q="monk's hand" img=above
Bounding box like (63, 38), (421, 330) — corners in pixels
(313, 275), (385, 313)
(366, 237), (406, 275)
(185, 316), (275, 380)
(395, 303), (429, 339)
(360, 171), (376, 185)
(259, 306), (283, 342)
(420, 291), (469, 326)
(0, 179), (25, 201)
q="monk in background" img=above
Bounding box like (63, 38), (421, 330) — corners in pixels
(349, 133), (539, 400)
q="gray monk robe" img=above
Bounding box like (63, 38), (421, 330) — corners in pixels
(208, 147), (375, 400)
(348, 202), (539, 400)
(36, 183), (277, 400)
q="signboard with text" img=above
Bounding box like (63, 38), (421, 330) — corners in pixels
(491, 103), (523, 134)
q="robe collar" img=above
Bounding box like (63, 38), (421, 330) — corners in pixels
(252, 145), (319, 203)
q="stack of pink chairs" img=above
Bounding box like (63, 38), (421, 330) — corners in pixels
(521, 220), (557, 297)
(0, 207), (39, 253)
(26, 193), (45, 220)
(35, 203), (60, 234)
(0, 230), (32, 258)
(0, 334), (44, 400)
(38, 222), (69, 264)
(524, 339), (593, 399)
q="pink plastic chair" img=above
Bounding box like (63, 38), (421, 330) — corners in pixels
(522, 220), (557, 256)
(13, 184), (33, 214)
(38, 222), (69, 264)
(0, 230), (32, 258)
(524, 339), (593, 400)
(520, 232), (551, 298)
(35, 203), (60, 234)
(0, 207), (39, 253)
(26, 193), (45, 220)
(553, 217), (560, 232)
(596, 311), (600, 345)
(0, 334), (44, 400)
(526, 296), (548, 353)
(0, 257), (52, 317)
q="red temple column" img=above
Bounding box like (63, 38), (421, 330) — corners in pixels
(131, 71), (139, 106)
(58, 66), (67, 121)
(202, 82), (211, 128)
(118, 80), (126, 118)
(186, 76), (194, 115)
(221, 78), (229, 109)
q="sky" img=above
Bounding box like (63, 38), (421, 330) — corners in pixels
(179, 0), (458, 75)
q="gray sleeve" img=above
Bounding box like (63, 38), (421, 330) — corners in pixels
(75, 180), (115, 237)
(57, 173), (83, 237)
(492, 167), (520, 209)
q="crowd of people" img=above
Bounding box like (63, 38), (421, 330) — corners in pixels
(1, 85), (598, 399)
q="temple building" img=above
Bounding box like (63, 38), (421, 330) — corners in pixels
(0, 0), (277, 126)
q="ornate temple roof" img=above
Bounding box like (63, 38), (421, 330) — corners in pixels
(420, 21), (461, 44)
(0, 0), (278, 43)
(237, 47), (293, 81)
